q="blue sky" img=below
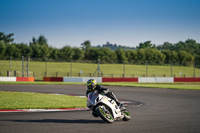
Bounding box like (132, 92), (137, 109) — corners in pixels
(1, 0), (200, 48)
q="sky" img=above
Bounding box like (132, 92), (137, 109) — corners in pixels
(0, 0), (200, 48)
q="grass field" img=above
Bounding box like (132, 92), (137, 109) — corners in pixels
(0, 91), (86, 109)
(0, 60), (200, 80)
(101, 82), (200, 90)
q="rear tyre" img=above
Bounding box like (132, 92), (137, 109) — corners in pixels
(97, 105), (114, 123)
(92, 111), (99, 117)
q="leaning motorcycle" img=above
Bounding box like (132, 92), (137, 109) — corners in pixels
(87, 91), (131, 123)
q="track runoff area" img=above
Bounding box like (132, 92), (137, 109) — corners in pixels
(0, 91), (141, 113)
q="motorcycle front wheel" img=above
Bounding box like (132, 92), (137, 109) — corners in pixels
(97, 105), (114, 123)
(122, 109), (131, 121)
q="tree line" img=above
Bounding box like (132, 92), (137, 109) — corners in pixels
(0, 32), (200, 66)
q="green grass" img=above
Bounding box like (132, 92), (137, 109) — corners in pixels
(0, 81), (85, 85)
(0, 91), (86, 109)
(101, 82), (200, 90)
(0, 60), (200, 80)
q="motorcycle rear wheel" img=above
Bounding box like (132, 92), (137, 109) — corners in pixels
(97, 105), (114, 123)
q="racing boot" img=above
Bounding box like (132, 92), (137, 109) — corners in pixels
(119, 103), (126, 111)
(106, 92), (125, 111)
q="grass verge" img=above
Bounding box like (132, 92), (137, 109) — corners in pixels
(100, 82), (200, 90)
(0, 91), (86, 109)
(0, 81), (85, 85)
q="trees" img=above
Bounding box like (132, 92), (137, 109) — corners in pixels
(98, 48), (117, 63)
(157, 42), (174, 50)
(81, 40), (91, 50)
(126, 50), (137, 63)
(85, 47), (99, 61)
(0, 32), (199, 66)
(84, 47), (117, 63)
(60, 46), (74, 61)
(115, 48), (128, 63)
(29, 35), (50, 60)
(177, 51), (194, 65)
(0, 32), (14, 43)
(72, 48), (84, 60)
(136, 41), (155, 49)
(16, 43), (31, 58)
(0, 41), (6, 59)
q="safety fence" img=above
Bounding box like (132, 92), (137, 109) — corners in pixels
(1, 59), (200, 81)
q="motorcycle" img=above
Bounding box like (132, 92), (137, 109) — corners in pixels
(87, 91), (131, 123)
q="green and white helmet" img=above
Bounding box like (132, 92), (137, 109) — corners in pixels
(87, 79), (96, 91)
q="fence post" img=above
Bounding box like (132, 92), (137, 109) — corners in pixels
(10, 57), (12, 76)
(171, 61), (173, 77)
(22, 56), (24, 77)
(14, 71), (17, 77)
(194, 62), (195, 77)
(70, 60), (72, 77)
(123, 62), (125, 77)
(7, 71), (10, 77)
(146, 60), (148, 77)
(45, 61), (47, 77)
(27, 57), (29, 77)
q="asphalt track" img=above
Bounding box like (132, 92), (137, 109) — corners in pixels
(0, 84), (200, 133)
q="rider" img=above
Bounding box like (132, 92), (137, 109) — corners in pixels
(86, 79), (124, 109)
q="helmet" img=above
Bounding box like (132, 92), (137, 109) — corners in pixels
(87, 79), (96, 91)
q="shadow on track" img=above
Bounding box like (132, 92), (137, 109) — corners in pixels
(1, 119), (105, 124)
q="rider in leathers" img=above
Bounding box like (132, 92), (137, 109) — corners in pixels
(86, 79), (123, 109)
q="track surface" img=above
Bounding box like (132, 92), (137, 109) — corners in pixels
(0, 84), (200, 133)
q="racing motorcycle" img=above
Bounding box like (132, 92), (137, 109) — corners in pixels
(87, 91), (131, 123)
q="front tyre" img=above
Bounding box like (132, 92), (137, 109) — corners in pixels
(122, 109), (131, 121)
(96, 105), (114, 123)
